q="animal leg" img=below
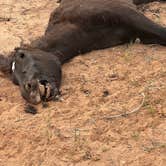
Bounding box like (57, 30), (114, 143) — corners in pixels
(119, 7), (166, 45)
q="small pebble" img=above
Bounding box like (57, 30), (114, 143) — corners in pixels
(103, 90), (109, 97)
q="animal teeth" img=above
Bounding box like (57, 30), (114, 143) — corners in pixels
(46, 84), (51, 99)
(39, 84), (45, 96)
(35, 93), (41, 103)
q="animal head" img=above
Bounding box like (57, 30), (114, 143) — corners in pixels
(0, 48), (62, 104)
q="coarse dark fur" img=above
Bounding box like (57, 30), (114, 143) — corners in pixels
(0, 0), (166, 104)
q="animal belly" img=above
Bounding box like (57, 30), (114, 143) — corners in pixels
(89, 26), (135, 50)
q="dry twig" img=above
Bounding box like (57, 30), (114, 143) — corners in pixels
(0, 17), (11, 22)
(103, 93), (145, 120)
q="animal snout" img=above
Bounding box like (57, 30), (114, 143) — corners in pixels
(23, 80), (41, 104)
(23, 79), (60, 104)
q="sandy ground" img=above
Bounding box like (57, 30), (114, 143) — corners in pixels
(0, 0), (165, 165)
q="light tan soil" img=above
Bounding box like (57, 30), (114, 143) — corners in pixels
(0, 1), (165, 166)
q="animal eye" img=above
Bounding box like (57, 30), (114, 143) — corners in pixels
(19, 53), (25, 59)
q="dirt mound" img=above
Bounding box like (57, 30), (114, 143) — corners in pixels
(0, 1), (165, 165)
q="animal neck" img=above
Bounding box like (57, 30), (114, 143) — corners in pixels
(37, 22), (93, 64)
(51, 45), (84, 64)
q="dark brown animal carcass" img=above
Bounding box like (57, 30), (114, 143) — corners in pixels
(0, 0), (166, 104)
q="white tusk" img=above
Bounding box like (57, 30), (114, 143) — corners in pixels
(12, 61), (16, 72)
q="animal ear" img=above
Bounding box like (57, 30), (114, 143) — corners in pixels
(14, 47), (21, 52)
(19, 52), (25, 59)
(0, 54), (12, 76)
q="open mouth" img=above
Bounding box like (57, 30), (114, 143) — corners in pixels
(38, 79), (60, 102)
(38, 80), (52, 101)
